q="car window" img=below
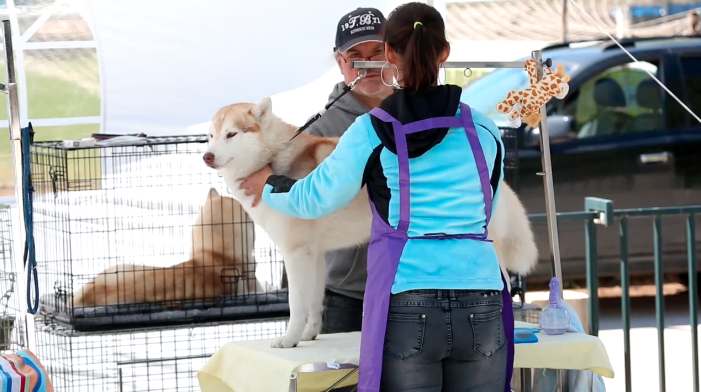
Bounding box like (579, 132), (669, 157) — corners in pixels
(555, 60), (663, 140)
(679, 56), (701, 126)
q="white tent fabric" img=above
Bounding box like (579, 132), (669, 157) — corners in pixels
(86, 0), (405, 135)
(186, 38), (548, 133)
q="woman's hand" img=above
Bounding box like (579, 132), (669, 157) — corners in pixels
(240, 165), (274, 207)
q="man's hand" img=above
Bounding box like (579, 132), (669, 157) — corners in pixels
(240, 165), (274, 207)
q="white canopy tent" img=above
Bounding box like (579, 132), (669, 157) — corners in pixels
(1, 0), (567, 360)
(84, 0), (409, 135)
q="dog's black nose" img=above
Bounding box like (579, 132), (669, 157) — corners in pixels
(203, 152), (215, 165)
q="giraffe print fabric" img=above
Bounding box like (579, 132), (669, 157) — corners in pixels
(496, 59), (571, 128)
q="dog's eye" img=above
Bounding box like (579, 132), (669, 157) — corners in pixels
(226, 132), (236, 139)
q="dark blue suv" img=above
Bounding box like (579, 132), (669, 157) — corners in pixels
(461, 36), (701, 284)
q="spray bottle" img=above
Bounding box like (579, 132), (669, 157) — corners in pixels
(539, 277), (571, 335)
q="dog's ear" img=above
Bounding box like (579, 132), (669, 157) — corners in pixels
(203, 188), (220, 205)
(250, 97), (272, 121)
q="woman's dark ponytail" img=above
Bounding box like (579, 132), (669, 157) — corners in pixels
(382, 3), (448, 92)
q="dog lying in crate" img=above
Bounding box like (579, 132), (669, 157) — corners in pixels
(72, 188), (265, 308)
(203, 97), (538, 349)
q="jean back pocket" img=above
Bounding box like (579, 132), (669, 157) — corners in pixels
(469, 307), (504, 358)
(384, 312), (427, 361)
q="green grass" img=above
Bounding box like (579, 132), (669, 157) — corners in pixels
(0, 52), (101, 189)
(0, 124), (101, 188)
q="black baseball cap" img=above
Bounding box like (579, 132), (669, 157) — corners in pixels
(334, 7), (386, 53)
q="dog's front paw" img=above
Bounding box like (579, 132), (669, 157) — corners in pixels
(270, 335), (299, 348)
(301, 320), (321, 342)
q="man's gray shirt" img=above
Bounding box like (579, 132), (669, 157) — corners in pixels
(304, 81), (370, 300)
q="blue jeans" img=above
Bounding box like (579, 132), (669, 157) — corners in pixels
(321, 289), (364, 334)
(380, 289), (508, 392)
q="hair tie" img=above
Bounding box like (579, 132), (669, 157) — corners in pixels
(413, 21), (423, 29)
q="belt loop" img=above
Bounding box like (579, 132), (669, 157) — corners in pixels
(449, 290), (457, 301)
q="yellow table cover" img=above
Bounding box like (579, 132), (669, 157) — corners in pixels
(198, 321), (614, 392)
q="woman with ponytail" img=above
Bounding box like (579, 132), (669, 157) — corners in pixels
(248, 2), (514, 391)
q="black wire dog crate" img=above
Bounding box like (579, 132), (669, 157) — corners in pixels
(0, 204), (26, 353)
(30, 135), (289, 331)
(35, 315), (289, 392)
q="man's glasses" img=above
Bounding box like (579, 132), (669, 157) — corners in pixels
(343, 53), (386, 63)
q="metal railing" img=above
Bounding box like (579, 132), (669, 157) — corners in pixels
(528, 198), (701, 392)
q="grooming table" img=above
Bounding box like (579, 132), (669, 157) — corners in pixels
(197, 321), (614, 392)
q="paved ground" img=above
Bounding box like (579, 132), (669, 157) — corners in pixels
(598, 293), (700, 392)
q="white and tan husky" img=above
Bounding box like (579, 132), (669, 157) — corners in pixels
(203, 97), (538, 348)
(73, 188), (263, 308)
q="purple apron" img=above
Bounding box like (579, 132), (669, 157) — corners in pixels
(358, 103), (515, 392)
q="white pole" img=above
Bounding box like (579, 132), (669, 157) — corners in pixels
(1, 19), (37, 353)
(615, 6), (625, 39)
(5, 0), (29, 125)
(532, 50), (564, 287)
(428, 0), (447, 20)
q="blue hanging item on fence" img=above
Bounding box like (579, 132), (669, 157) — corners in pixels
(20, 122), (38, 314)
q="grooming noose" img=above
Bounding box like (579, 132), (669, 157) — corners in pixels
(288, 69), (368, 142)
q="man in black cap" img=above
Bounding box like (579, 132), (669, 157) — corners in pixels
(331, 7), (394, 111)
(304, 7), (394, 336)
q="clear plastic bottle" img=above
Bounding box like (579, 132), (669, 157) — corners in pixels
(539, 277), (571, 335)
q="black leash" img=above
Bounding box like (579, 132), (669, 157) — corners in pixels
(288, 70), (367, 142)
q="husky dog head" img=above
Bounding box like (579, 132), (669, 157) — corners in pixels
(203, 97), (283, 179)
(191, 187), (253, 265)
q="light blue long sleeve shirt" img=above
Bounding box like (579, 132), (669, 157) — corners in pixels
(262, 105), (505, 293)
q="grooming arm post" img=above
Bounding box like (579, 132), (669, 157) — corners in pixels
(532, 50), (564, 287)
(351, 60), (527, 70)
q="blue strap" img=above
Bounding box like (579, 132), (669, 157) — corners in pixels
(21, 123), (38, 314)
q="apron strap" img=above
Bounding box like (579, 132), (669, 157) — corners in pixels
(369, 108), (411, 234)
(458, 103), (494, 233)
(501, 273), (516, 392)
(368, 107), (398, 124)
(403, 117), (464, 134)
(368, 106), (494, 236)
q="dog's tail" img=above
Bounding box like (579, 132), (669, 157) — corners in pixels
(73, 258), (266, 308)
(490, 182), (539, 276)
(72, 265), (129, 308)
(72, 287), (88, 307)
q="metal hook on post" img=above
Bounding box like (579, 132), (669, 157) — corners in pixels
(463, 68), (472, 78)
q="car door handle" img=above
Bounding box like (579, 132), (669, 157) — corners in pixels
(639, 151), (671, 164)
